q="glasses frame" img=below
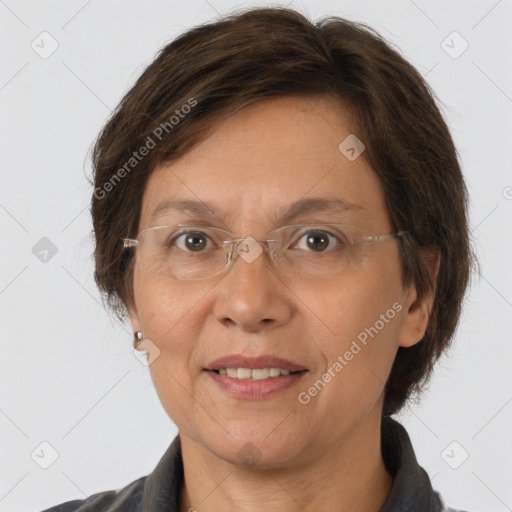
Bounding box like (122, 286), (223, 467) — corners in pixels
(122, 223), (409, 280)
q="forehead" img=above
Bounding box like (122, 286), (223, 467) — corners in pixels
(139, 95), (389, 231)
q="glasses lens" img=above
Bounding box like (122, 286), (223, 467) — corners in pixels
(133, 224), (366, 280)
(271, 224), (365, 278)
(137, 226), (231, 280)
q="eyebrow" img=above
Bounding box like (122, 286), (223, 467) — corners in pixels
(150, 196), (364, 226)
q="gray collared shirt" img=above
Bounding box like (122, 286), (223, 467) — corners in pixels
(40, 417), (469, 511)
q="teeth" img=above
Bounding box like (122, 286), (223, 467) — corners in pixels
(237, 368), (252, 379)
(252, 368), (269, 380)
(217, 367), (295, 380)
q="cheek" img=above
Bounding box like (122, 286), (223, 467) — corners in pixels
(133, 274), (201, 376)
(132, 272), (228, 416)
(299, 253), (404, 411)
(302, 267), (402, 355)
(133, 270), (200, 341)
(133, 277), (201, 425)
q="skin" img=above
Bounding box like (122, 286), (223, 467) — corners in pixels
(127, 95), (435, 512)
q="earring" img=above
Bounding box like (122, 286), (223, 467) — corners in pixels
(134, 331), (143, 348)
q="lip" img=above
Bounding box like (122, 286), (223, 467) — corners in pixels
(203, 354), (308, 400)
(205, 369), (308, 400)
(204, 355), (308, 372)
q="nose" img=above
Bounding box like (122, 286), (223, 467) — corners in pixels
(212, 237), (293, 332)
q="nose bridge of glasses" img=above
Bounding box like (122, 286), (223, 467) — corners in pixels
(226, 236), (280, 266)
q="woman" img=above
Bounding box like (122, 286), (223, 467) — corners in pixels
(42, 6), (473, 511)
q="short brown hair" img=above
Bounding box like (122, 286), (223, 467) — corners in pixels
(90, 6), (474, 417)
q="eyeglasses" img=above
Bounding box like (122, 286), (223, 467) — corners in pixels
(122, 224), (408, 281)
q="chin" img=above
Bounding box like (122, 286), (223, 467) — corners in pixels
(201, 422), (308, 470)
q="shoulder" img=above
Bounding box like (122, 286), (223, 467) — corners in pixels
(39, 475), (146, 512)
(38, 434), (183, 512)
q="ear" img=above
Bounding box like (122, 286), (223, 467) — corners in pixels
(398, 250), (441, 348)
(126, 297), (141, 335)
(127, 299), (146, 351)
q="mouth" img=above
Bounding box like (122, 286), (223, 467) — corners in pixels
(208, 367), (306, 380)
(203, 354), (308, 399)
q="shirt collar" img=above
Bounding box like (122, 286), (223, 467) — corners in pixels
(142, 417), (442, 511)
(379, 416), (442, 511)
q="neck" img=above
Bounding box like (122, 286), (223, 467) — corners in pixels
(178, 414), (393, 512)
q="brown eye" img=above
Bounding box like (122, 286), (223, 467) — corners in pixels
(306, 232), (329, 251)
(293, 230), (343, 253)
(171, 231), (213, 252)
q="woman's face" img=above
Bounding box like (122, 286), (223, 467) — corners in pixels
(128, 95), (428, 468)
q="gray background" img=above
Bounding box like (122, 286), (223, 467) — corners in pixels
(1, 0), (511, 511)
